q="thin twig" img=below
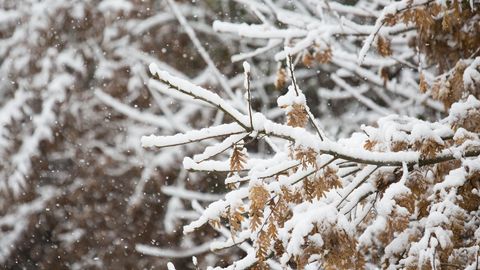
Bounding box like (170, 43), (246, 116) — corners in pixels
(245, 65), (254, 129)
(286, 53), (324, 140)
(286, 54), (299, 96)
(336, 166), (380, 208)
(145, 131), (246, 149)
(322, 147), (480, 167)
(289, 157), (337, 186)
(340, 168), (362, 178)
(226, 162), (302, 184)
(195, 133), (250, 163)
(355, 192), (379, 226)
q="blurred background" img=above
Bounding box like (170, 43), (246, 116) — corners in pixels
(0, 1), (251, 268)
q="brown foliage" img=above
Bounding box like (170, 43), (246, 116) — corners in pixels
(452, 108), (480, 133)
(287, 104), (309, 128)
(302, 51), (315, 67)
(294, 147), (317, 169)
(314, 47), (333, 64)
(249, 185), (270, 231)
(230, 145), (247, 172)
(275, 68), (287, 90)
(377, 36), (392, 57)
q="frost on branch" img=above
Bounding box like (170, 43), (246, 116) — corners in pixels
(142, 58), (480, 268)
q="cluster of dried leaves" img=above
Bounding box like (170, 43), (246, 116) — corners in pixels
(152, 1), (480, 269)
(383, 1), (480, 109)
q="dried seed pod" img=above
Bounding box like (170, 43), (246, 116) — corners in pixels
(419, 72), (428, 93)
(230, 145), (247, 172)
(302, 50), (315, 67)
(377, 36), (392, 57)
(364, 139), (378, 151)
(314, 47), (332, 64)
(249, 185), (269, 231)
(294, 147), (317, 169)
(383, 13), (397, 26)
(275, 68), (287, 90)
(287, 104), (308, 128)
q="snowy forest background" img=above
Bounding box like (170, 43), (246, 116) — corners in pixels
(1, 0), (479, 269)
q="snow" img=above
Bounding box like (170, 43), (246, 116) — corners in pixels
(141, 123), (245, 148)
(277, 85), (306, 108)
(0, 186), (59, 263)
(243, 61), (251, 74)
(0, 9), (20, 33)
(167, 262), (176, 270)
(98, 0), (133, 13)
(434, 157), (480, 192)
(183, 200), (230, 234)
(446, 95), (480, 124)
(136, 242), (211, 259)
(184, 157), (247, 172)
(213, 21), (308, 39)
(230, 40), (283, 63)
(434, 166), (467, 192)
(384, 229), (414, 260)
(149, 64), (249, 127)
(210, 230), (251, 251)
(410, 123), (444, 144)
(141, 58), (480, 268)
(207, 248), (256, 270)
(58, 229), (85, 245)
(331, 74), (392, 116)
(279, 203), (348, 265)
(4, 0), (479, 269)
(162, 186), (224, 202)
(463, 57), (480, 89)
(0, 89), (30, 151)
(7, 72), (71, 194)
(57, 49), (85, 76)
(193, 133), (248, 162)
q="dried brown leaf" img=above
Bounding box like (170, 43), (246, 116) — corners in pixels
(314, 47), (332, 64)
(377, 36), (392, 57)
(275, 68), (287, 90)
(287, 104), (308, 128)
(294, 147), (317, 169)
(230, 145), (246, 172)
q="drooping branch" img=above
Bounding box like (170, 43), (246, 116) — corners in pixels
(141, 123), (246, 148)
(148, 63), (250, 130)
